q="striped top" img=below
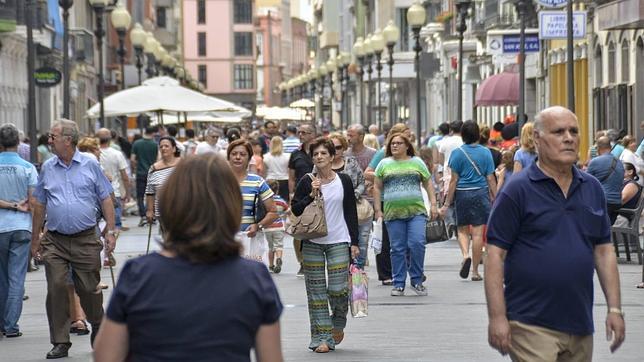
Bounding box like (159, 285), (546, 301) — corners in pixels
(265, 195), (289, 231)
(240, 173), (274, 231)
(145, 166), (176, 218)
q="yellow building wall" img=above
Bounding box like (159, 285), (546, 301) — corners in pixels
(549, 59), (589, 162)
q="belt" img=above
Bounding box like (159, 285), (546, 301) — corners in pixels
(49, 227), (96, 238)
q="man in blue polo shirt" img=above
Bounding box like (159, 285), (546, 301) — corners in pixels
(587, 136), (624, 224)
(485, 106), (625, 360)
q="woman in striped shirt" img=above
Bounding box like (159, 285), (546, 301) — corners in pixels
(145, 137), (181, 224)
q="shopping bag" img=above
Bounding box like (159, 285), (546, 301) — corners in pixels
(370, 218), (383, 255)
(349, 264), (368, 318)
(238, 232), (269, 267)
(425, 217), (449, 243)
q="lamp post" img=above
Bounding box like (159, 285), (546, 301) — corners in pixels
(111, 3), (131, 91)
(383, 20), (399, 127)
(371, 29), (385, 131)
(364, 34), (374, 125)
(407, 0), (426, 148)
(308, 68), (317, 100)
(514, 0), (528, 130)
(455, 0), (472, 123)
(59, 0), (73, 119)
(90, 0), (109, 128)
(318, 64), (328, 124)
(26, 0), (37, 162)
(353, 37), (365, 125)
(337, 52), (350, 129)
(130, 23), (146, 85)
(326, 58), (337, 129)
(143, 32), (156, 78)
(154, 45), (166, 76)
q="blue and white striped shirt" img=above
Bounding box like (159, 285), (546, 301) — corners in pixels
(0, 152), (38, 233)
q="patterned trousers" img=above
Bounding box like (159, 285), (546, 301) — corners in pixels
(302, 241), (350, 350)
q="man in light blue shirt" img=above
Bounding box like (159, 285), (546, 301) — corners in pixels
(0, 124), (38, 338)
(282, 125), (301, 153)
(30, 119), (116, 359)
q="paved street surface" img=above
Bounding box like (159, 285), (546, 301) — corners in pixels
(3, 217), (644, 361)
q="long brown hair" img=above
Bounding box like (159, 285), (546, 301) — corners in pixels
(159, 154), (242, 263)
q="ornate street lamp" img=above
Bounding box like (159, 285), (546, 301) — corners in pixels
(455, 0), (472, 123)
(371, 29), (385, 131)
(353, 37), (365, 125)
(326, 57), (337, 127)
(336, 52), (350, 129)
(89, 0), (110, 127)
(153, 45), (166, 76)
(383, 20), (399, 127)
(143, 32), (157, 78)
(287, 78), (295, 104)
(364, 34), (374, 125)
(318, 64), (328, 123)
(130, 23), (146, 85)
(59, 0), (73, 118)
(308, 67), (317, 100)
(407, 0), (426, 148)
(111, 2), (131, 90)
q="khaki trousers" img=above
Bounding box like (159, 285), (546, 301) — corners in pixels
(509, 321), (593, 362)
(293, 239), (303, 264)
(41, 229), (104, 345)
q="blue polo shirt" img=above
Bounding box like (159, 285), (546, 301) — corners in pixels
(487, 163), (611, 336)
(0, 152), (38, 233)
(586, 153), (624, 205)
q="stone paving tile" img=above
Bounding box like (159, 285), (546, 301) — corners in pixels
(2, 220), (643, 361)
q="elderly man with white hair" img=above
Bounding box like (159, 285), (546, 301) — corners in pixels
(195, 127), (223, 155)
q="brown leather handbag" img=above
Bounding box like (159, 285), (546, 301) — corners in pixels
(287, 175), (328, 240)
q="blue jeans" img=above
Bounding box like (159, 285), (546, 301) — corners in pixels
(355, 221), (371, 269)
(385, 215), (426, 289)
(0, 230), (31, 334)
(114, 197), (122, 228)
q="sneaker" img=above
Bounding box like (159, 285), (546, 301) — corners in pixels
(273, 258), (282, 274)
(269, 265), (275, 273)
(410, 283), (428, 296)
(138, 217), (147, 227)
(390, 287), (405, 296)
(296, 265), (304, 278)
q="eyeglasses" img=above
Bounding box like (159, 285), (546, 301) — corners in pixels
(298, 131), (312, 135)
(390, 141), (406, 147)
(47, 133), (60, 141)
(334, 145), (343, 151)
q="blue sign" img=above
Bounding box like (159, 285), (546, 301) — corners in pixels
(536, 0), (568, 8)
(502, 34), (540, 53)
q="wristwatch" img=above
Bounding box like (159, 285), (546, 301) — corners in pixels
(608, 307), (625, 318)
(107, 230), (119, 236)
(11, 203), (18, 211)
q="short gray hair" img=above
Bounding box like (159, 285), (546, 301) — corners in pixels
(52, 119), (80, 146)
(0, 123), (20, 148)
(348, 123), (365, 136)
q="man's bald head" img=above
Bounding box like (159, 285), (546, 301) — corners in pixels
(534, 106), (578, 134)
(596, 136), (612, 153)
(96, 128), (112, 145)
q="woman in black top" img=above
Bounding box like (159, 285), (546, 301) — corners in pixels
(94, 154), (284, 362)
(291, 137), (359, 353)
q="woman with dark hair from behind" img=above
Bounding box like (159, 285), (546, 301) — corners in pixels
(93, 154), (284, 361)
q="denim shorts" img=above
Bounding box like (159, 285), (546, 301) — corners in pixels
(454, 187), (490, 226)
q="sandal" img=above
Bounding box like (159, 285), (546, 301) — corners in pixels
(381, 279), (393, 286)
(471, 274), (483, 282)
(637, 282), (644, 289)
(70, 320), (90, 335)
(314, 343), (330, 353)
(460, 257), (472, 279)
(332, 329), (344, 345)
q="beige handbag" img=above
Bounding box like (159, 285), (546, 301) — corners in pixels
(287, 175), (328, 240)
(356, 197), (374, 224)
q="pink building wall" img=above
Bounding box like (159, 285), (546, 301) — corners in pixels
(183, 0), (256, 101)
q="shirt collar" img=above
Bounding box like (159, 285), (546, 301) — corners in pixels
(527, 162), (585, 184)
(54, 149), (83, 168)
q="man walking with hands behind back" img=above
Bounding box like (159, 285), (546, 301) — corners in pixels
(485, 107), (625, 361)
(31, 119), (117, 359)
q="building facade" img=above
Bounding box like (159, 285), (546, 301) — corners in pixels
(182, 0), (257, 110)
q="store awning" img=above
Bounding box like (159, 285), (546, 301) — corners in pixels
(475, 71), (519, 107)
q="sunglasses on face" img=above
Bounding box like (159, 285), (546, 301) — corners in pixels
(334, 145), (343, 150)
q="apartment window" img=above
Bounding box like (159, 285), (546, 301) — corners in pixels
(234, 32), (253, 56)
(234, 0), (252, 24)
(234, 64), (253, 89)
(608, 42), (616, 84)
(197, 0), (206, 24)
(156, 7), (166, 28)
(198, 65), (207, 87)
(622, 41), (630, 83)
(198, 32), (206, 56)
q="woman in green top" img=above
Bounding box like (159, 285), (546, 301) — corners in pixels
(374, 133), (438, 297)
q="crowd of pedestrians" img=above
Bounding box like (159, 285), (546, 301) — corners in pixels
(0, 106), (636, 360)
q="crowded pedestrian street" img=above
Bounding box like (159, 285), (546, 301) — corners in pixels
(1, 221), (643, 361)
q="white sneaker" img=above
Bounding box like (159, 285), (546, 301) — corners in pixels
(390, 287), (405, 296)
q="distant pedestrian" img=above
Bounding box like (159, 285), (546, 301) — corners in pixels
(264, 180), (288, 274)
(441, 121), (496, 281)
(374, 133), (437, 296)
(195, 127), (222, 155)
(131, 126), (158, 227)
(94, 154), (284, 362)
(486, 106), (625, 360)
(513, 122), (537, 173)
(619, 135), (644, 185)
(0, 124), (38, 339)
(31, 119), (116, 359)
(495, 149), (515, 194)
(263, 136), (291, 202)
(282, 125), (301, 153)
(17, 131), (30, 162)
(97, 128), (131, 231)
(258, 120), (279, 155)
(182, 128), (198, 156)
(37, 134), (54, 164)
(586, 136), (624, 224)
(291, 137), (359, 353)
(145, 137), (180, 226)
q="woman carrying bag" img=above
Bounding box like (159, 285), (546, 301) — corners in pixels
(291, 137), (359, 353)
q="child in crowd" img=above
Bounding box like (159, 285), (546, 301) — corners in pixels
(264, 180), (289, 273)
